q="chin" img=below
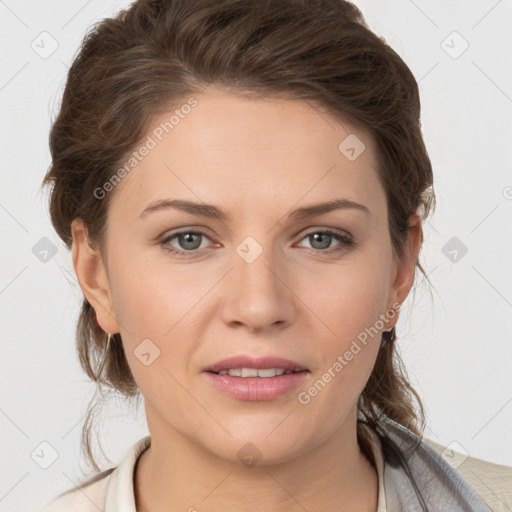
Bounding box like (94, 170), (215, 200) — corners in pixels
(201, 425), (316, 467)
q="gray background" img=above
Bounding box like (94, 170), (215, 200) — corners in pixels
(1, 1), (511, 510)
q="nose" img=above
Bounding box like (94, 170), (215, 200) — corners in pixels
(220, 244), (298, 334)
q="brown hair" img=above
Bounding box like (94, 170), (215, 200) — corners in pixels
(43, 0), (434, 472)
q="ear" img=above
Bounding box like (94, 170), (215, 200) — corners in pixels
(71, 218), (120, 334)
(385, 213), (423, 325)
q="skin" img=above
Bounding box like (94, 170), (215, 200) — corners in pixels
(72, 87), (421, 511)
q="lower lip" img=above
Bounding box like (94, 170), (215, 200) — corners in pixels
(203, 371), (309, 401)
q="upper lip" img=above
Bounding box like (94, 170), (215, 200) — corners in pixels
(204, 355), (309, 373)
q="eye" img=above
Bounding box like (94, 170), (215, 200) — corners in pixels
(160, 230), (213, 257)
(296, 229), (354, 254)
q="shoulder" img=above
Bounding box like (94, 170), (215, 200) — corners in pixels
(424, 437), (512, 512)
(40, 435), (151, 512)
(40, 468), (114, 512)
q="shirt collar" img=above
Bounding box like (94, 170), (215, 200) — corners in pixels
(361, 423), (388, 511)
(104, 435), (151, 512)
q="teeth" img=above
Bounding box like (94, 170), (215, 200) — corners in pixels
(217, 368), (290, 377)
(256, 368), (276, 377)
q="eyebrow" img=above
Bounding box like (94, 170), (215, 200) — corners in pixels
(139, 197), (371, 220)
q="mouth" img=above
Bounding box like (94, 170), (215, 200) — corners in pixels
(202, 355), (309, 401)
(203, 355), (309, 375)
(208, 368), (306, 377)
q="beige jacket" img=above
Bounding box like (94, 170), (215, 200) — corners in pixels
(423, 437), (512, 511)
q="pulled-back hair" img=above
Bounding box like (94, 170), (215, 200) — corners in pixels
(43, 0), (434, 471)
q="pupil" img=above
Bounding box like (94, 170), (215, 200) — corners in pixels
(311, 233), (331, 250)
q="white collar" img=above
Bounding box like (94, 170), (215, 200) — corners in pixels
(361, 423), (388, 511)
(104, 435), (151, 511)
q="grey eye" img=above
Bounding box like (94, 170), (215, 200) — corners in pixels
(177, 232), (203, 250)
(308, 232), (334, 250)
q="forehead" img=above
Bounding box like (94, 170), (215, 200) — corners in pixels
(109, 88), (384, 218)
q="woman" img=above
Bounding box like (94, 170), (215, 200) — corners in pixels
(41, 0), (511, 510)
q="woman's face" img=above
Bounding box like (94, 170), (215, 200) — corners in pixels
(73, 87), (420, 464)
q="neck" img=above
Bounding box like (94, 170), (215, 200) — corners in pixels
(134, 409), (378, 512)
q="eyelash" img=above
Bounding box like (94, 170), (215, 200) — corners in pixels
(159, 229), (355, 258)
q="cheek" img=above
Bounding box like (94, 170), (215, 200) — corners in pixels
(106, 252), (211, 385)
(304, 254), (391, 341)
(297, 254), (390, 398)
(109, 247), (205, 335)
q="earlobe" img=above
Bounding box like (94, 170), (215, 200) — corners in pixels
(71, 218), (120, 334)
